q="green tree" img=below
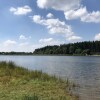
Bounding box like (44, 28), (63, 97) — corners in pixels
(69, 46), (74, 54)
(75, 49), (82, 54)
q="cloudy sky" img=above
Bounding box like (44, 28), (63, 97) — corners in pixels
(0, 0), (100, 52)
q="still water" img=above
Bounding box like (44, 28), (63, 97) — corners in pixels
(0, 55), (100, 100)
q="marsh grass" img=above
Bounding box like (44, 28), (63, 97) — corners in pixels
(0, 61), (78, 100)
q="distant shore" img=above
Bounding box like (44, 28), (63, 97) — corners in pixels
(0, 54), (100, 56)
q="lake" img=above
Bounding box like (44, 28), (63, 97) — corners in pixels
(0, 55), (100, 100)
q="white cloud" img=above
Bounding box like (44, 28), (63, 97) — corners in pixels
(0, 41), (38, 52)
(46, 13), (53, 18)
(32, 15), (74, 37)
(94, 33), (100, 40)
(32, 15), (82, 42)
(39, 38), (64, 45)
(0, 40), (42, 52)
(19, 35), (31, 40)
(3, 40), (17, 47)
(39, 38), (53, 43)
(64, 7), (87, 20)
(37, 0), (100, 23)
(37, 0), (80, 11)
(81, 11), (100, 23)
(32, 15), (43, 24)
(10, 5), (32, 15)
(65, 8), (100, 23)
(68, 36), (82, 41)
(19, 35), (27, 40)
(65, 7), (100, 23)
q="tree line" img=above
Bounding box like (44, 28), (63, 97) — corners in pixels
(33, 41), (100, 55)
(0, 52), (33, 55)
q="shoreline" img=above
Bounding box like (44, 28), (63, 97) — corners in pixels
(0, 61), (78, 100)
(0, 54), (100, 56)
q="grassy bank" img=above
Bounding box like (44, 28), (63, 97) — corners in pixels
(0, 61), (78, 100)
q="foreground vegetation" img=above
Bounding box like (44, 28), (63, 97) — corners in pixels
(34, 41), (100, 55)
(0, 61), (77, 100)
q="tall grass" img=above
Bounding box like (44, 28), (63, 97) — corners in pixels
(0, 61), (78, 100)
(0, 61), (65, 83)
(0, 61), (76, 87)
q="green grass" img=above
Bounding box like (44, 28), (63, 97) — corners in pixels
(0, 61), (78, 100)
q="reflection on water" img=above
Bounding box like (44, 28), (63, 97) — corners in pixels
(0, 55), (100, 100)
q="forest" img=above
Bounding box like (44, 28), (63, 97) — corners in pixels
(33, 41), (100, 55)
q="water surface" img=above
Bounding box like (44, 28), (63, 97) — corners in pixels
(0, 55), (100, 100)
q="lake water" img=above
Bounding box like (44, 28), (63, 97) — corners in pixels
(0, 55), (100, 100)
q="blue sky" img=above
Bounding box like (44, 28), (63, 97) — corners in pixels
(0, 0), (100, 52)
